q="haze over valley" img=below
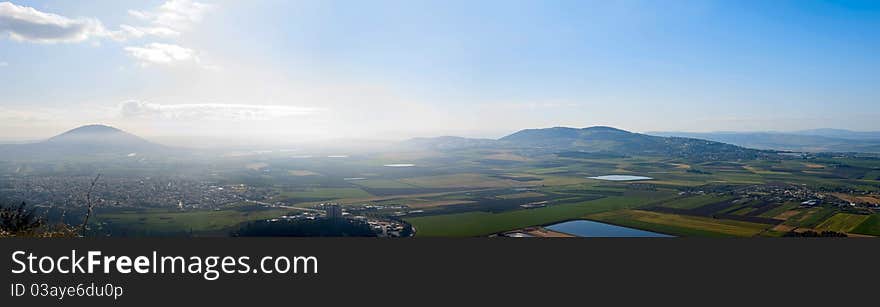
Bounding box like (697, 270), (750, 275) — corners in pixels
(2, 123), (879, 238)
(2, 1), (879, 238)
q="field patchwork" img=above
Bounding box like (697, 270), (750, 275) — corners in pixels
(851, 214), (880, 236)
(98, 207), (288, 234)
(815, 213), (870, 233)
(406, 192), (675, 237)
(587, 209), (772, 237)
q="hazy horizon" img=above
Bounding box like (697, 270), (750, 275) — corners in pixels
(3, 122), (880, 150)
(2, 0), (879, 142)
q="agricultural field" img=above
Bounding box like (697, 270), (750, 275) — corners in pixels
(217, 151), (880, 237)
(399, 173), (527, 188)
(406, 191), (677, 237)
(96, 205), (290, 236)
(656, 195), (734, 210)
(7, 143), (879, 238)
(758, 202), (800, 219)
(279, 187), (373, 199)
(351, 179), (418, 189)
(586, 210), (773, 237)
(796, 208), (840, 229)
(851, 214), (880, 236)
(815, 213), (870, 233)
(497, 192), (546, 199)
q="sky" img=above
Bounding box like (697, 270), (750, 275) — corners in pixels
(1, 0), (879, 144)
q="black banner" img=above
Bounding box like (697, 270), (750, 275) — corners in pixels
(1, 238), (877, 306)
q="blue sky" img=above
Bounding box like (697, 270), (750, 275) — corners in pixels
(1, 0), (878, 142)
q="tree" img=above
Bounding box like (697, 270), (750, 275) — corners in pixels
(0, 202), (76, 237)
(0, 202), (43, 236)
(80, 174), (101, 236)
(1, 173), (101, 238)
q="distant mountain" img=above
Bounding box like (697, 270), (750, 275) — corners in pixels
(0, 125), (168, 160)
(501, 126), (635, 148)
(44, 124), (159, 151)
(649, 130), (880, 153)
(499, 126), (769, 160)
(403, 126), (771, 161)
(791, 129), (880, 140)
(399, 136), (499, 150)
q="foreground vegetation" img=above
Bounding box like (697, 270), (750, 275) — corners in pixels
(95, 205), (290, 236)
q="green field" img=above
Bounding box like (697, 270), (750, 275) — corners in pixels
(352, 179), (417, 189)
(758, 202), (800, 218)
(659, 194), (733, 210)
(815, 213), (870, 233)
(97, 207), (288, 234)
(317, 152), (880, 237)
(850, 214), (880, 236)
(797, 207), (839, 228)
(406, 191), (676, 237)
(9, 143), (879, 238)
(279, 187), (373, 199)
(862, 171), (880, 180)
(587, 210), (772, 237)
(729, 207), (756, 216)
(400, 173), (522, 188)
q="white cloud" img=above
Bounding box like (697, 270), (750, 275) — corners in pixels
(1, 1), (216, 68)
(128, 0), (212, 33)
(119, 1), (214, 67)
(0, 61), (7, 67)
(0, 1), (212, 43)
(0, 1), (108, 43)
(119, 100), (322, 121)
(113, 0), (213, 41)
(114, 24), (180, 40)
(124, 43), (197, 66)
(113, 0), (212, 41)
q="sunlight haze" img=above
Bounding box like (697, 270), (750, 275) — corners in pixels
(1, 0), (878, 145)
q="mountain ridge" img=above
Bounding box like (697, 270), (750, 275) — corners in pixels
(7, 124), (872, 161)
(0, 124), (167, 160)
(649, 130), (880, 153)
(405, 126), (773, 161)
